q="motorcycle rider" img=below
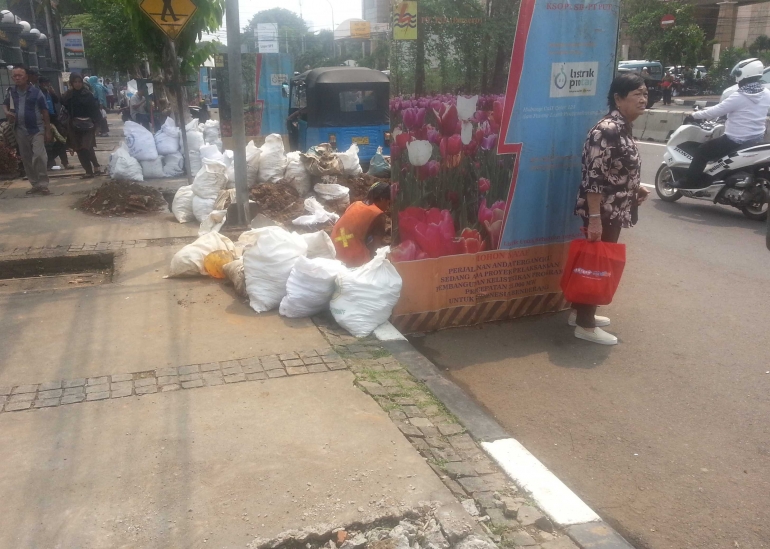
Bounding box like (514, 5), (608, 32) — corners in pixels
(677, 58), (770, 189)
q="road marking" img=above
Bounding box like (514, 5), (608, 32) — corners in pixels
(638, 142), (667, 147)
(642, 183), (655, 189)
(482, 438), (602, 526)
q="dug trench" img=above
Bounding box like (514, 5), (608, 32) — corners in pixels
(0, 252), (115, 293)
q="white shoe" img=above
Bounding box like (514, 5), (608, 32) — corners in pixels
(574, 326), (618, 345)
(568, 310), (610, 327)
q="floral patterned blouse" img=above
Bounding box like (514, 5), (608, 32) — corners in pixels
(575, 110), (641, 227)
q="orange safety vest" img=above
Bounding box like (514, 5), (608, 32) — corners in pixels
(331, 202), (384, 267)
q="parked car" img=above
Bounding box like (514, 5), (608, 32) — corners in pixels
(720, 66), (770, 101)
(618, 60), (664, 108)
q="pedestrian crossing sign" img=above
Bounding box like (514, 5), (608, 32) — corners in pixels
(139, 0), (198, 40)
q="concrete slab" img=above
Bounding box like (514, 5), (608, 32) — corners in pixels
(0, 247), (327, 386)
(0, 190), (197, 250)
(0, 371), (455, 549)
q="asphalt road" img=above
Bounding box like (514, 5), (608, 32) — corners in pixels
(412, 143), (770, 549)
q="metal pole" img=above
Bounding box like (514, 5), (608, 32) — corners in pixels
(167, 38), (194, 185)
(226, 0), (250, 226)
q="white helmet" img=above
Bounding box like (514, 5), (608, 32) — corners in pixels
(731, 58), (764, 83)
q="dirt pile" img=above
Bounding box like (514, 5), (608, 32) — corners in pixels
(78, 181), (167, 216)
(340, 173), (389, 203)
(249, 181), (306, 227)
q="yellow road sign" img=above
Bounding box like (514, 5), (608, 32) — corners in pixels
(139, 0), (198, 40)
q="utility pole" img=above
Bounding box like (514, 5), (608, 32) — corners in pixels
(226, 0), (250, 226)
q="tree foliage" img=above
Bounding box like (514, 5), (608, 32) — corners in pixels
(625, 0), (705, 66)
(749, 35), (770, 65)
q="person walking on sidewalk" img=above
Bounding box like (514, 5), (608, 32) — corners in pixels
(105, 79), (116, 110)
(572, 73), (651, 345)
(61, 73), (103, 179)
(2, 65), (52, 195)
(39, 76), (73, 171)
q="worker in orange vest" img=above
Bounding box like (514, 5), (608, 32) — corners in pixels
(331, 182), (391, 267)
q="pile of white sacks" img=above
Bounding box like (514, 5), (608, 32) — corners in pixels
(168, 225), (402, 339)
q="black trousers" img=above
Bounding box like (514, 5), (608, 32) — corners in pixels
(662, 88), (672, 105)
(76, 149), (100, 174)
(685, 135), (742, 186)
(573, 218), (622, 329)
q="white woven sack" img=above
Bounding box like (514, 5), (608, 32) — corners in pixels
(330, 247), (402, 338)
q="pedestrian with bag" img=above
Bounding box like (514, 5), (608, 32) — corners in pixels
(2, 65), (52, 195)
(39, 76), (72, 170)
(571, 73), (651, 345)
(61, 72), (103, 179)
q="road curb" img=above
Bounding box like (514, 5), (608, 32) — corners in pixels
(375, 323), (636, 549)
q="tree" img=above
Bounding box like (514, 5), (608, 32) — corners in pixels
(79, 1), (152, 75)
(749, 35), (770, 65)
(248, 8), (307, 57)
(626, 0), (705, 66)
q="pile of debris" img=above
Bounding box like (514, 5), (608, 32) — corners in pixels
(78, 181), (167, 216)
(249, 181), (306, 228)
(248, 502), (497, 549)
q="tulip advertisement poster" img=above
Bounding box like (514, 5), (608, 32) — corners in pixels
(388, 0), (620, 333)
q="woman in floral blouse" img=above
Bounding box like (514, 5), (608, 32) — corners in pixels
(571, 73), (651, 345)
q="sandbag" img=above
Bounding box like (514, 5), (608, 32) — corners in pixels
(279, 257), (347, 318)
(171, 185), (195, 223)
(192, 157), (228, 200)
(168, 232), (236, 277)
(302, 144), (344, 177)
(242, 227), (308, 313)
(302, 231), (336, 260)
(162, 152), (185, 177)
(214, 188), (237, 211)
(246, 141), (262, 187)
(223, 257), (247, 298)
(189, 151), (202, 175)
(283, 151), (312, 196)
(258, 134), (288, 183)
(123, 120), (158, 161)
(155, 117), (180, 155)
(202, 119), (221, 145)
(368, 146), (391, 177)
(336, 143), (363, 175)
(330, 247), (403, 338)
(140, 156), (166, 179)
(199, 209), (227, 236)
(314, 182), (350, 211)
(293, 197), (339, 226)
(109, 142), (143, 181)
(200, 143), (224, 162)
(185, 118), (200, 131)
(187, 129), (204, 152)
(192, 195), (216, 222)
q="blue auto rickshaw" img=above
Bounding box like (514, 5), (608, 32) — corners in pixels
(287, 67), (390, 163)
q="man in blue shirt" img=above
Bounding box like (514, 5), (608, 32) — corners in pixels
(2, 65), (52, 194)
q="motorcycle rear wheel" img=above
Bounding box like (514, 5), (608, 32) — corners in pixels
(741, 176), (770, 221)
(655, 164), (682, 202)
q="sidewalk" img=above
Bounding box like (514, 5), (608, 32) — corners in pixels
(0, 116), (606, 549)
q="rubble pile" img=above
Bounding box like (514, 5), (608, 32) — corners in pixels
(249, 181), (306, 227)
(78, 181), (166, 216)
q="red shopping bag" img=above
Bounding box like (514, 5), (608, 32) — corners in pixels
(560, 239), (626, 305)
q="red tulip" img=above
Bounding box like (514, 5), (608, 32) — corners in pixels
(395, 131), (413, 150)
(493, 100), (503, 123)
(463, 140), (478, 158)
(440, 135), (463, 157)
(433, 103), (459, 136)
(478, 177), (490, 193)
(417, 159), (440, 181)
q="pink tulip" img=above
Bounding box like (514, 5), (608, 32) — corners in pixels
(417, 159), (440, 181)
(399, 207), (457, 258)
(390, 240), (428, 262)
(427, 127), (441, 145)
(403, 107), (426, 130)
(478, 199), (505, 249)
(478, 177), (490, 193)
(493, 100), (503, 123)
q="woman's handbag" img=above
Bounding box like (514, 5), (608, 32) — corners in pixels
(560, 239), (626, 305)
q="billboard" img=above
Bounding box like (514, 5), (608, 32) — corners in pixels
(388, 0), (620, 333)
(256, 23), (279, 54)
(61, 28), (85, 59)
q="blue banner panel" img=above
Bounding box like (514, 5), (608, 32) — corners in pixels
(498, 0), (620, 250)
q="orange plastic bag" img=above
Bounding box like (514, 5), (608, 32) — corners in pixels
(560, 240), (626, 306)
(203, 250), (235, 279)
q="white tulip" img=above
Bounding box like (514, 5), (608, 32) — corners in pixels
(456, 95), (479, 121)
(406, 140), (433, 167)
(461, 121), (473, 145)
